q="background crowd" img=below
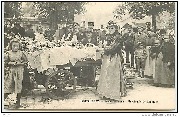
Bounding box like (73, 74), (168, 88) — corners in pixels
(4, 19), (175, 79)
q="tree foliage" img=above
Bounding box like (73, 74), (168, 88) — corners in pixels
(21, 2), (38, 17)
(114, 2), (175, 20)
(113, 4), (129, 20)
(4, 2), (22, 18)
(127, 2), (175, 20)
(114, 2), (175, 31)
(33, 2), (87, 28)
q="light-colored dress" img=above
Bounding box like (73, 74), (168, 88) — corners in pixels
(144, 46), (153, 76)
(4, 50), (27, 93)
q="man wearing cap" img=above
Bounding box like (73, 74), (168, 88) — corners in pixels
(134, 26), (149, 71)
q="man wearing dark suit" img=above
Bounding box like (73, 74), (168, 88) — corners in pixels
(11, 22), (25, 37)
(123, 25), (135, 67)
(25, 24), (35, 40)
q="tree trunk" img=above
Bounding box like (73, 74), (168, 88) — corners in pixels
(152, 13), (156, 33)
(50, 11), (57, 30)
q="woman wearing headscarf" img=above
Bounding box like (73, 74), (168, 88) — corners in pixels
(97, 21), (126, 101)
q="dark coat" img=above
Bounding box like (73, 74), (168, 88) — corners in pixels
(11, 26), (25, 37)
(106, 31), (121, 46)
(76, 32), (85, 42)
(4, 26), (12, 34)
(25, 29), (35, 40)
(122, 33), (135, 50)
(161, 42), (175, 64)
(104, 32), (123, 57)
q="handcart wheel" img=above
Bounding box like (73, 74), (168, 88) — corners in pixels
(45, 69), (77, 99)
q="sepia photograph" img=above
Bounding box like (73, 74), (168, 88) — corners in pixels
(1, 1), (177, 112)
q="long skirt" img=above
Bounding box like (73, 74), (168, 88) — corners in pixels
(151, 58), (156, 79)
(161, 63), (175, 85)
(4, 66), (24, 93)
(154, 53), (163, 84)
(97, 54), (126, 100)
(154, 53), (175, 85)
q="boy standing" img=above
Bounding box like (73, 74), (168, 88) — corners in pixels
(134, 42), (147, 78)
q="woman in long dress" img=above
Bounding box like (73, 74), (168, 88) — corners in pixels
(160, 36), (175, 87)
(151, 37), (175, 87)
(97, 21), (126, 100)
(149, 39), (161, 84)
(144, 33), (155, 77)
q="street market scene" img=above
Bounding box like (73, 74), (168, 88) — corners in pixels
(2, 2), (176, 110)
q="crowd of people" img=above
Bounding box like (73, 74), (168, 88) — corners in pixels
(4, 19), (175, 108)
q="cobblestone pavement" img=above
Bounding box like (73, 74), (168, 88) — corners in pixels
(4, 77), (176, 110)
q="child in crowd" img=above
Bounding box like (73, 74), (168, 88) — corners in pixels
(134, 42), (147, 78)
(4, 37), (28, 109)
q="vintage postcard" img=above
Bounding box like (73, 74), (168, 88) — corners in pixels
(1, 1), (177, 112)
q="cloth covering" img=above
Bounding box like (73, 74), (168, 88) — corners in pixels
(26, 46), (98, 72)
(26, 49), (55, 73)
(49, 46), (97, 66)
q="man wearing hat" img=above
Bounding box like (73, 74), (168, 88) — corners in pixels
(82, 28), (97, 46)
(122, 24), (135, 67)
(54, 23), (66, 42)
